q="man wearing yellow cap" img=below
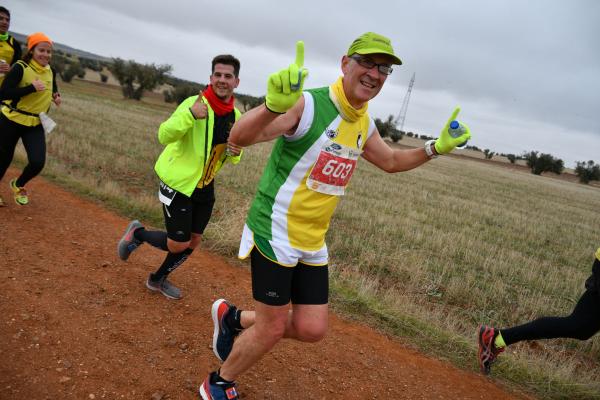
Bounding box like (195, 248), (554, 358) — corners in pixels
(0, 7), (22, 87)
(198, 32), (472, 399)
(0, 32), (60, 206)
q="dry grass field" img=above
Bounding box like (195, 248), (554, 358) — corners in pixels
(12, 78), (600, 399)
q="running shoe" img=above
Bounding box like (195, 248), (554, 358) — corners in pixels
(117, 220), (143, 260)
(477, 325), (504, 375)
(145, 274), (182, 300)
(212, 299), (241, 362)
(199, 372), (239, 400)
(9, 179), (28, 205)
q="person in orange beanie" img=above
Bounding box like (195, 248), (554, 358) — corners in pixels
(0, 32), (60, 206)
(26, 32), (53, 50)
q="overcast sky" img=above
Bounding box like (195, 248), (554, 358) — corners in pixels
(6, 0), (600, 167)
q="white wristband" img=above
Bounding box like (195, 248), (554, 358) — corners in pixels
(424, 140), (438, 159)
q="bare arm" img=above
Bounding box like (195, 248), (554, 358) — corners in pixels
(229, 96), (305, 147)
(361, 128), (431, 173)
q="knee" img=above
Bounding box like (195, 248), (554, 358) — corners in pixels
(167, 240), (191, 253)
(294, 321), (328, 343)
(28, 158), (45, 173)
(255, 320), (287, 347)
(189, 234), (202, 249)
(563, 312), (599, 340)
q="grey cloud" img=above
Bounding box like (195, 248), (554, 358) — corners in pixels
(7, 0), (599, 166)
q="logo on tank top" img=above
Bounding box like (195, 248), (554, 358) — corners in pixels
(356, 132), (363, 149)
(324, 143), (342, 153)
(325, 128), (338, 139)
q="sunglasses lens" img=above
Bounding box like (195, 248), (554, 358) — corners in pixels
(379, 66), (393, 75)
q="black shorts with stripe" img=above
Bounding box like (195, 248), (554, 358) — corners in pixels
(250, 247), (329, 306)
(163, 182), (215, 242)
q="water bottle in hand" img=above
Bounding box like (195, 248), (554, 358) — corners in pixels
(448, 120), (468, 149)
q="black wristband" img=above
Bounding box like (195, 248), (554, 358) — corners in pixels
(189, 107), (198, 119)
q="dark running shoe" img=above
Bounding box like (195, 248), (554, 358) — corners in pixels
(145, 274), (182, 300)
(212, 299), (241, 362)
(199, 372), (239, 400)
(478, 325), (504, 375)
(117, 220), (143, 260)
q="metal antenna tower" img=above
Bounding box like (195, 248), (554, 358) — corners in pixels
(394, 72), (415, 132)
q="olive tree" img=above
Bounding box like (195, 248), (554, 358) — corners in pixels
(109, 58), (172, 100)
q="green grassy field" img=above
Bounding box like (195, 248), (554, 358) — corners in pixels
(14, 79), (600, 399)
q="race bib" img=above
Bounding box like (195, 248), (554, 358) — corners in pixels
(158, 180), (177, 206)
(306, 140), (361, 196)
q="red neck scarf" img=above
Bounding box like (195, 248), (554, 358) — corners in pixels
(202, 85), (235, 116)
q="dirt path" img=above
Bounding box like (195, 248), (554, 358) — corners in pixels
(0, 171), (533, 400)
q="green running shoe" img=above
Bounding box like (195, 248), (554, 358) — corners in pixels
(10, 179), (28, 205)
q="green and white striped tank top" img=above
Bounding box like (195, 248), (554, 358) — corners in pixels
(246, 86), (375, 251)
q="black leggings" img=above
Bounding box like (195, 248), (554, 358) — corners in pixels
(501, 289), (600, 345)
(0, 114), (46, 187)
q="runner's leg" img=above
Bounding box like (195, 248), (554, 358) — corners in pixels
(187, 181), (215, 250)
(148, 190), (193, 284)
(0, 114), (22, 181)
(16, 124), (45, 187)
(219, 300), (290, 381)
(151, 247), (193, 280)
(151, 184), (214, 280)
(285, 261), (329, 341)
(134, 228), (168, 251)
(218, 248), (294, 381)
(500, 289), (600, 345)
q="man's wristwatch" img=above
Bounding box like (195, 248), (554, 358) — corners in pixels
(424, 140), (439, 159)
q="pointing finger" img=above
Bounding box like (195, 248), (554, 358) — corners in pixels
(295, 41), (304, 68)
(450, 106), (460, 121)
(446, 106), (461, 127)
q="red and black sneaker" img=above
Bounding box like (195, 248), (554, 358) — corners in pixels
(117, 220), (144, 261)
(211, 299), (241, 362)
(477, 325), (504, 375)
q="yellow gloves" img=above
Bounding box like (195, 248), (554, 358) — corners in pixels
(434, 107), (472, 154)
(265, 41), (309, 113)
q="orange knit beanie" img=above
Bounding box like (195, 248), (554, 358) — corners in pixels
(27, 32), (52, 50)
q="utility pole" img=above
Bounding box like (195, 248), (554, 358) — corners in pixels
(394, 72), (415, 132)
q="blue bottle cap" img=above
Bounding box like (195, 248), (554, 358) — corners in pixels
(450, 120), (459, 129)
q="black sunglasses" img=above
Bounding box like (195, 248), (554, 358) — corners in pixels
(350, 55), (393, 75)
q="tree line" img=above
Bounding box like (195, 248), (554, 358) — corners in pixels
(375, 114), (599, 184)
(47, 50), (600, 186)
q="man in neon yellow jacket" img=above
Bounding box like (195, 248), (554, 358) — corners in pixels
(117, 54), (243, 300)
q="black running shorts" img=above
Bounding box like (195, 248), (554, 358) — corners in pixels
(163, 182), (215, 242)
(250, 247), (329, 306)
